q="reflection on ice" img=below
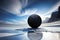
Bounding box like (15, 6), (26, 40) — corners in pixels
(16, 28), (60, 40)
(28, 32), (60, 40)
(0, 28), (60, 40)
(28, 31), (43, 40)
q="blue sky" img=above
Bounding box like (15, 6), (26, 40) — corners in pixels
(0, 0), (60, 24)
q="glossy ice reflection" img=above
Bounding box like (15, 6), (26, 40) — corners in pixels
(27, 29), (60, 40)
(0, 28), (60, 40)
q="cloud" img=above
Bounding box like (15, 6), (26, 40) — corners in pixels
(43, 1), (60, 16)
(20, 8), (38, 16)
(0, 0), (60, 28)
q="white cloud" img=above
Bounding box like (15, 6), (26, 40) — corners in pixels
(20, 8), (38, 16)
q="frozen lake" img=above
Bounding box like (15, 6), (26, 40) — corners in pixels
(0, 27), (60, 40)
(0, 21), (60, 40)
